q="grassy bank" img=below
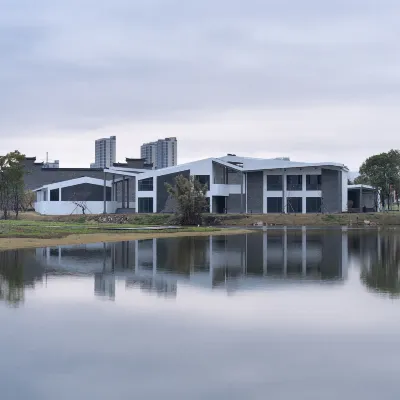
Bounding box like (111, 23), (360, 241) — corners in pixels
(14, 211), (400, 227)
(0, 219), (254, 251)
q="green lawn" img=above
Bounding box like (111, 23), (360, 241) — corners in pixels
(0, 220), (219, 239)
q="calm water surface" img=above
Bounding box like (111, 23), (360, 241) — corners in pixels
(1, 228), (400, 400)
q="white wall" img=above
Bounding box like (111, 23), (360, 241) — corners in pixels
(341, 170), (349, 212)
(35, 201), (117, 215)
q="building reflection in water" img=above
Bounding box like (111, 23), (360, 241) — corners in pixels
(31, 228), (350, 301)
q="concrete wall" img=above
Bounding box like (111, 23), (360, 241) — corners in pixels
(321, 169), (342, 213)
(247, 171), (263, 213)
(226, 194), (245, 213)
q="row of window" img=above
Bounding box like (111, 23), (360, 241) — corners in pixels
(137, 196), (321, 214)
(267, 175), (321, 191)
(267, 197), (321, 213)
(138, 175), (321, 192)
(138, 176), (210, 192)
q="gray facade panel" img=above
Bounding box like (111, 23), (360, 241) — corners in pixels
(227, 194), (244, 214)
(115, 177), (136, 204)
(22, 158), (147, 192)
(321, 169), (342, 213)
(61, 183), (111, 201)
(157, 170), (190, 213)
(246, 172), (263, 214)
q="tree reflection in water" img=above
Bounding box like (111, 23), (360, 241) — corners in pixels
(0, 251), (25, 306)
(360, 231), (400, 298)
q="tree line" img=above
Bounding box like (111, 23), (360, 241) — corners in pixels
(354, 149), (400, 209)
(0, 151), (29, 219)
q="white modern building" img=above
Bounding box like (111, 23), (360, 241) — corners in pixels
(102, 154), (349, 215)
(92, 136), (116, 168)
(141, 137), (177, 169)
(34, 177), (113, 215)
(33, 155), (349, 215)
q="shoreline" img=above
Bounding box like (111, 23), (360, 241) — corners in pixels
(0, 228), (253, 251)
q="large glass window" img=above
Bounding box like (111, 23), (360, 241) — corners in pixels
(138, 178), (154, 191)
(50, 189), (59, 201)
(287, 197), (302, 213)
(194, 175), (210, 189)
(267, 197), (283, 213)
(138, 197), (154, 213)
(306, 175), (321, 190)
(287, 175), (302, 191)
(306, 197), (321, 213)
(267, 175), (282, 191)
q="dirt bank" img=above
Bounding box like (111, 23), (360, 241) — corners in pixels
(0, 229), (253, 251)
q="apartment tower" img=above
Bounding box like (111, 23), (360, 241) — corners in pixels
(93, 136), (116, 168)
(141, 137), (177, 169)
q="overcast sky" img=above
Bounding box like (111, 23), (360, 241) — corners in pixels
(1, 0), (399, 170)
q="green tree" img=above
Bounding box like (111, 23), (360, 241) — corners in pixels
(357, 150), (400, 209)
(165, 175), (208, 225)
(0, 151), (26, 219)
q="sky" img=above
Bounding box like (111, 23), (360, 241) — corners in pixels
(1, 0), (399, 170)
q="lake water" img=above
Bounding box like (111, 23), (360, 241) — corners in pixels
(1, 228), (400, 400)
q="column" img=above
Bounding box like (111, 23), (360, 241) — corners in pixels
(103, 171), (107, 214)
(240, 172), (244, 214)
(127, 179), (130, 209)
(282, 169), (287, 214)
(122, 177), (126, 208)
(302, 172), (307, 214)
(59, 188), (62, 202)
(360, 187), (363, 212)
(112, 175), (115, 201)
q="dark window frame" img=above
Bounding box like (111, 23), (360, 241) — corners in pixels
(287, 175), (303, 191)
(287, 197), (302, 213)
(267, 175), (283, 191)
(267, 197), (283, 213)
(138, 197), (154, 213)
(306, 197), (322, 213)
(138, 178), (154, 191)
(306, 175), (322, 191)
(194, 175), (210, 189)
(50, 188), (59, 202)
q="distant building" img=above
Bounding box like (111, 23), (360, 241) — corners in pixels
(92, 136), (116, 168)
(22, 157), (151, 192)
(141, 137), (177, 169)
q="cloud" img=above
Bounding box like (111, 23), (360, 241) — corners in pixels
(1, 0), (400, 169)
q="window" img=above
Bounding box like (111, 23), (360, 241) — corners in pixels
(287, 175), (302, 191)
(267, 198), (283, 213)
(50, 189), (59, 201)
(138, 178), (154, 191)
(306, 175), (321, 190)
(138, 197), (153, 213)
(287, 197), (302, 213)
(194, 175), (210, 189)
(267, 175), (282, 191)
(306, 197), (321, 213)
